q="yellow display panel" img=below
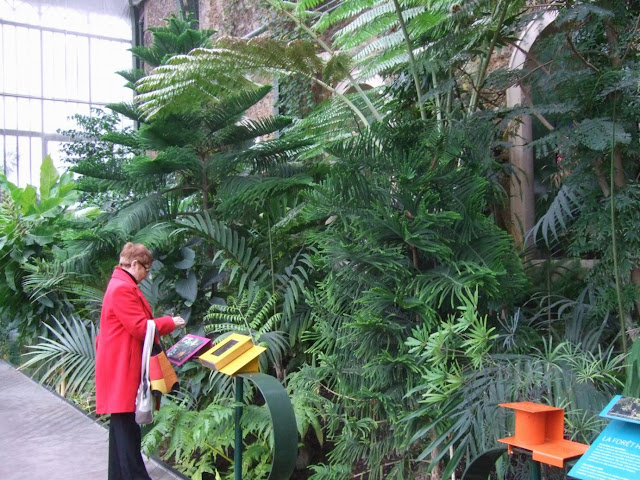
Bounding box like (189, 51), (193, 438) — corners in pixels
(199, 333), (253, 371)
(219, 345), (266, 376)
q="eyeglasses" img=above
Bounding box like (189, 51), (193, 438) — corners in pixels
(122, 261), (151, 273)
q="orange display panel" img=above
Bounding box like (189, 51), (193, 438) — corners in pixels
(498, 401), (589, 468)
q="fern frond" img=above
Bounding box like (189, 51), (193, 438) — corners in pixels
(209, 116), (292, 148)
(106, 101), (144, 122)
(528, 184), (584, 246)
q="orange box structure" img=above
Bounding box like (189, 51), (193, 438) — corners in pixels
(498, 401), (589, 468)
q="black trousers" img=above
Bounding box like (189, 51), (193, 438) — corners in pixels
(108, 412), (151, 480)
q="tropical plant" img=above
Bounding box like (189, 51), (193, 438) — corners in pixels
(514, 0), (640, 354)
(21, 314), (97, 398)
(64, 13), (315, 327)
(406, 289), (625, 479)
(142, 369), (330, 480)
(11, 4), (638, 480)
(0, 156), (93, 345)
(294, 121), (526, 480)
(57, 108), (142, 207)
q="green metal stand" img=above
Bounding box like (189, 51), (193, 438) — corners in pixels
(232, 373), (298, 480)
(234, 377), (244, 480)
(529, 459), (541, 480)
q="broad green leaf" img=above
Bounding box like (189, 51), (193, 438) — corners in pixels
(12, 184), (37, 213)
(175, 270), (198, 303)
(39, 155), (59, 200)
(174, 247), (196, 269)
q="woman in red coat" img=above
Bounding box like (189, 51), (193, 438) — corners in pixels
(95, 242), (185, 480)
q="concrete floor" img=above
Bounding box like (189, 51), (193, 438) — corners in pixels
(0, 359), (188, 480)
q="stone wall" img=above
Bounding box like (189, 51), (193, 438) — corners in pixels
(139, 0), (275, 119)
(139, 0), (178, 46)
(200, 0), (270, 37)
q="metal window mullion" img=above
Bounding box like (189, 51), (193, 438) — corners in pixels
(15, 134), (19, 186)
(0, 18), (130, 43)
(88, 35), (92, 111)
(40, 23), (46, 168)
(3, 91), (110, 106)
(2, 22), (7, 176)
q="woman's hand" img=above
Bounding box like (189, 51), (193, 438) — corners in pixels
(172, 316), (186, 328)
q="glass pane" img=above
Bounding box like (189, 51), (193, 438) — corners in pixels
(0, 136), (4, 175)
(18, 135), (32, 186)
(3, 96), (17, 130)
(60, 33), (91, 101)
(2, 0), (133, 186)
(42, 31), (63, 99)
(28, 98), (43, 132)
(2, 24), (18, 95)
(75, 36), (91, 101)
(91, 12), (131, 39)
(43, 100), (67, 133)
(26, 27), (43, 96)
(40, 5), (87, 33)
(31, 137), (43, 170)
(90, 38), (132, 103)
(46, 140), (69, 173)
(0, 1), (40, 26)
(43, 100), (90, 134)
(4, 135), (18, 185)
(14, 26), (42, 96)
(17, 97), (34, 131)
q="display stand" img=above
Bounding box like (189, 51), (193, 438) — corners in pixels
(498, 402), (589, 469)
(198, 333), (298, 480)
(460, 401), (590, 480)
(465, 398), (640, 480)
(569, 395), (640, 480)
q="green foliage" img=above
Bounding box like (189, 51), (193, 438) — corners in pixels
(299, 121), (526, 478)
(522, 1), (640, 348)
(177, 213), (270, 294)
(57, 108), (141, 206)
(567, 185), (640, 318)
(408, 316), (624, 477)
(0, 157), (85, 342)
(205, 288), (288, 371)
(624, 339), (640, 398)
(7, 4), (638, 480)
(21, 314), (96, 397)
(64, 15), (310, 327)
(143, 386), (301, 480)
(142, 399), (236, 480)
(270, 15), (319, 118)
(129, 13), (215, 69)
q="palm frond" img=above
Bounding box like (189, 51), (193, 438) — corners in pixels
(21, 315), (96, 396)
(176, 212), (269, 292)
(103, 193), (171, 235)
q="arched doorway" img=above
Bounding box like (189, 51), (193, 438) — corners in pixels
(506, 11), (558, 247)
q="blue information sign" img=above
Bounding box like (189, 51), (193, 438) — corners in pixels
(569, 396), (640, 480)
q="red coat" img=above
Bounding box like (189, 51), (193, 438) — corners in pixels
(95, 267), (175, 414)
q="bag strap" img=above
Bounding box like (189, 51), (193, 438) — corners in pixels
(140, 320), (155, 389)
(154, 330), (168, 352)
